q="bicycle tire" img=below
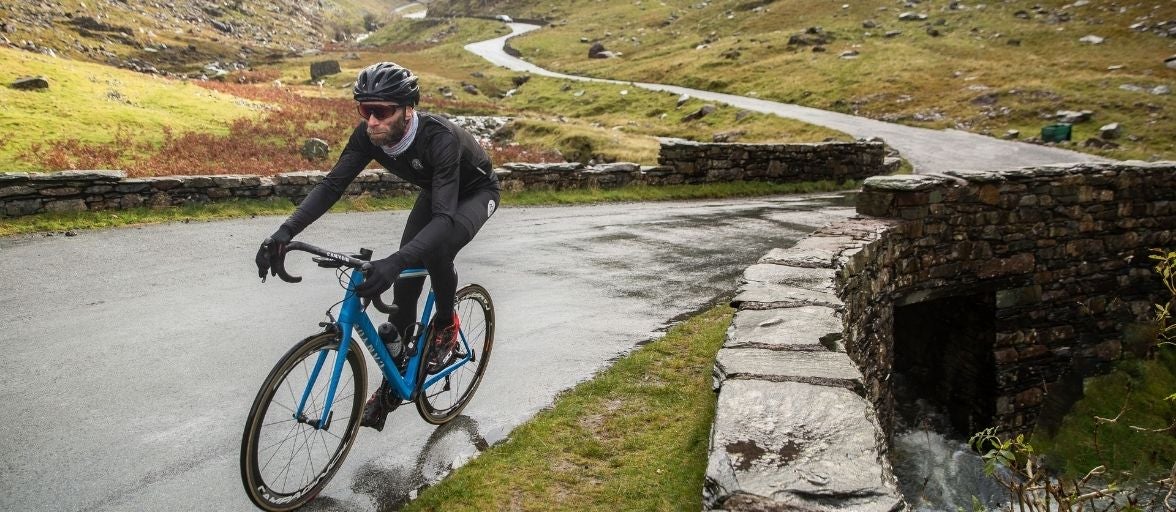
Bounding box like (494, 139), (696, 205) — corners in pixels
(416, 284), (495, 425)
(240, 331), (367, 511)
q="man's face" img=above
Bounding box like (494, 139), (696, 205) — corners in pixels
(359, 102), (412, 146)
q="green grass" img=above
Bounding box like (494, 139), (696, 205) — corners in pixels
(0, 47), (265, 171)
(0, 179), (858, 236)
(1032, 348), (1176, 482)
(0, 195), (410, 237)
(404, 303), (734, 512)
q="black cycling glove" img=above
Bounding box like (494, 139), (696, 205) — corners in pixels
(355, 252), (408, 299)
(255, 226), (293, 280)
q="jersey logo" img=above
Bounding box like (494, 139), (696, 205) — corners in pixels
(411, 159), (423, 171)
(487, 199), (497, 217)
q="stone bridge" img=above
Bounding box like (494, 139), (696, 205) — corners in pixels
(706, 161), (1174, 511)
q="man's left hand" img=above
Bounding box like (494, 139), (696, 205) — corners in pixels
(355, 253), (408, 299)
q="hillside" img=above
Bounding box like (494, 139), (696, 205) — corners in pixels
(432, 0), (1176, 161)
(0, 0), (399, 75)
(1, 4), (844, 174)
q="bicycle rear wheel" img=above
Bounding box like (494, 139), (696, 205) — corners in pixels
(241, 331), (367, 511)
(416, 284), (495, 425)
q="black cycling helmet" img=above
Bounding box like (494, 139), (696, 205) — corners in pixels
(353, 62), (420, 105)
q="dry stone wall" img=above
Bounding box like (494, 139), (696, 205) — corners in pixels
(658, 139), (889, 185)
(0, 141), (889, 218)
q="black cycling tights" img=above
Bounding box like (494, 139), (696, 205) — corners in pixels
(388, 188), (498, 337)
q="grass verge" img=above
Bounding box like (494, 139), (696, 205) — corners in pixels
(1031, 347), (1176, 481)
(0, 179), (858, 237)
(404, 303), (734, 512)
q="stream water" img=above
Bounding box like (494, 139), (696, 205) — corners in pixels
(891, 428), (1009, 511)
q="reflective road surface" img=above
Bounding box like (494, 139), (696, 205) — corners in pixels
(0, 195), (854, 511)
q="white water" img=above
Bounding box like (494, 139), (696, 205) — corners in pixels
(891, 429), (1010, 512)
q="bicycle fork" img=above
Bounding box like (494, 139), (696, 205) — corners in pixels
(293, 272), (375, 430)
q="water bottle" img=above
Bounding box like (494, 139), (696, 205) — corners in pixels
(378, 322), (404, 366)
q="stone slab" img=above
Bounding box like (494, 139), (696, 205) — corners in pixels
(742, 264), (835, 293)
(714, 348), (863, 390)
(732, 282), (843, 310)
(759, 246), (837, 269)
(27, 170), (126, 181)
(705, 380), (903, 511)
(0, 173), (31, 184)
(727, 307), (843, 352)
(862, 173), (953, 191)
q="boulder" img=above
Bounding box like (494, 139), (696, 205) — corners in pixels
(1083, 137), (1118, 149)
(898, 11), (928, 21)
(712, 130), (745, 142)
(1166, 55), (1176, 70)
(682, 104), (717, 122)
(1078, 34), (1104, 44)
(301, 138), (329, 161)
(1151, 85), (1171, 96)
(309, 60), (340, 80)
(588, 42), (608, 58)
(10, 76), (49, 90)
(1056, 109), (1093, 123)
(210, 19), (233, 33)
(1099, 122), (1121, 139)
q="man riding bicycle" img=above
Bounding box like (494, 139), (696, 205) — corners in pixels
(255, 62), (500, 431)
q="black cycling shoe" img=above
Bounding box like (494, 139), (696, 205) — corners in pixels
(360, 381), (399, 431)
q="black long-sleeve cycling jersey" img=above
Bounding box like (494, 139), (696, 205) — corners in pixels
(280, 112), (499, 262)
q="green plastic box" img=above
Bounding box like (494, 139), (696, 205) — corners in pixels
(1041, 123), (1072, 142)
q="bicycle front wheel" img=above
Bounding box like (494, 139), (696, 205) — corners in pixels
(416, 284), (495, 425)
(240, 331), (367, 511)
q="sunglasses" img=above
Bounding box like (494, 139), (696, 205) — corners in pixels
(357, 103), (403, 120)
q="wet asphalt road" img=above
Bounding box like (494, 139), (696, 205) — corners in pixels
(465, 23), (1110, 174)
(0, 195), (854, 511)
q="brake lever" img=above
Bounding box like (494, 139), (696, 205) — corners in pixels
(273, 243), (302, 283)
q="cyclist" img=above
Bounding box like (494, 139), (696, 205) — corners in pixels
(255, 61), (500, 430)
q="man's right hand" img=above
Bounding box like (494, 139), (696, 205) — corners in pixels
(256, 226), (293, 280)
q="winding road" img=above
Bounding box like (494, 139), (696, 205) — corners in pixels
(0, 195), (855, 511)
(465, 23), (1111, 174)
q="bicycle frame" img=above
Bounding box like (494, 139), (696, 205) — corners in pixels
(293, 267), (474, 429)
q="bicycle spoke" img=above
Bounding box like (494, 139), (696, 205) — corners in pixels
(260, 422), (302, 473)
(261, 417), (298, 428)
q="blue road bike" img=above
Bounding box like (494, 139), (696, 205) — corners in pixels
(240, 241), (495, 511)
